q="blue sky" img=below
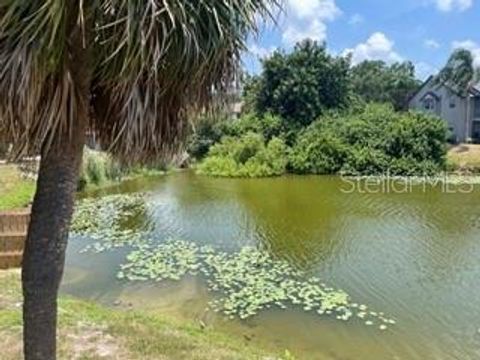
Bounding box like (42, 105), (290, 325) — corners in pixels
(244, 0), (480, 80)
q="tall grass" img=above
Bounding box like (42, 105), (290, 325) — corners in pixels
(78, 148), (125, 191)
(78, 148), (168, 191)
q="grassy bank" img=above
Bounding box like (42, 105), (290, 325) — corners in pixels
(0, 270), (283, 360)
(0, 151), (167, 211)
(448, 144), (480, 173)
(0, 165), (35, 211)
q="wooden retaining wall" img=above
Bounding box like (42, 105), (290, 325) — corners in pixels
(0, 209), (30, 269)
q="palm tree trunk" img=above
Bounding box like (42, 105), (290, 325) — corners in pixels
(22, 128), (85, 359)
(22, 21), (90, 359)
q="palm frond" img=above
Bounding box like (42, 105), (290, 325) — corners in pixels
(0, 0), (279, 162)
(0, 0), (87, 158)
(91, 0), (279, 163)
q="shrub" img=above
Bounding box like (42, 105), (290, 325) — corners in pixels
(225, 113), (286, 142)
(196, 156), (239, 178)
(289, 104), (448, 175)
(383, 111), (447, 166)
(341, 147), (390, 175)
(198, 133), (288, 178)
(289, 125), (348, 174)
(187, 116), (226, 160)
(187, 113), (286, 160)
(260, 137), (290, 173)
(223, 113), (262, 138)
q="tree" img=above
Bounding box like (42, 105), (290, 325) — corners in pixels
(248, 40), (351, 127)
(435, 49), (480, 141)
(350, 60), (421, 111)
(0, 1), (276, 359)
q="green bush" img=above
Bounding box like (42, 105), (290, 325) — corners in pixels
(187, 113), (286, 161)
(290, 104), (448, 175)
(288, 125), (348, 174)
(341, 147), (390, 175)
(187, 116), (227, 160)
(223, 113), (262, 138)
(196, 105), (448, 178)
(198, 132), (288, 178)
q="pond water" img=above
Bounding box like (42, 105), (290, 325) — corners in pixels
(62, 172), (480, 359)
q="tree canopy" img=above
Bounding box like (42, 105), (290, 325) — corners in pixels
(434, 48), (480, 96)
(350, 60), (421, 111)
(247, 40), (351, 127)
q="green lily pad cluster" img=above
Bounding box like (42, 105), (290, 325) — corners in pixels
(118, 240), (396, 330)
(71, 194), (150, 252)
(118, 242), (200, 281)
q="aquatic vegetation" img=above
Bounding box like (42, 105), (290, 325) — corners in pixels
(72, 196), (395, 329)
(118, 240), (396, 329)
(118, 242), (199, 281)
(71, 194), (150, 252)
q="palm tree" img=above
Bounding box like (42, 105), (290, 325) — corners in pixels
(435, 49), (480, 141)
(0, 1), (278, 359)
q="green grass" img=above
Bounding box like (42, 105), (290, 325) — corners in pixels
(447, 144), (480, 172)
(0, 270), (285, 360)
(0, 165), (35, 211)
(0, 159), (166, 211)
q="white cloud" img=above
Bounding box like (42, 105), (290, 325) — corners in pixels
(434, 0), (473, 12)
(248, 43), (276, 59)
(342, 32), (403, 65)
(287, 0), (342, 20)
(452, 40), (480, 67)
(424, 39), (441, 49)
(283, 20), (328, 45)
(348, 14), (364, 25)
(282, 0), (342, 46)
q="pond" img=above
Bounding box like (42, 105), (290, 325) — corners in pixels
(62, 172), (480, 359)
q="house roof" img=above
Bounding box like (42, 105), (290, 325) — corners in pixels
(410, 75), (480, 101)
(408, 76), (434, 103)
(419, 91), (440, 102)
(471, 82), (480, 96)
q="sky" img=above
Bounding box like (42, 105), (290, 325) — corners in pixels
(244, 0), (480, 80)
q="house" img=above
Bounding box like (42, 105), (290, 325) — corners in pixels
(230, 101), (243, 119)
(409, 76), (480, 143)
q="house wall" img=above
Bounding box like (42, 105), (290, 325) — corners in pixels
(409, 79), (469, 143)
(472, 98), (480, 140)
